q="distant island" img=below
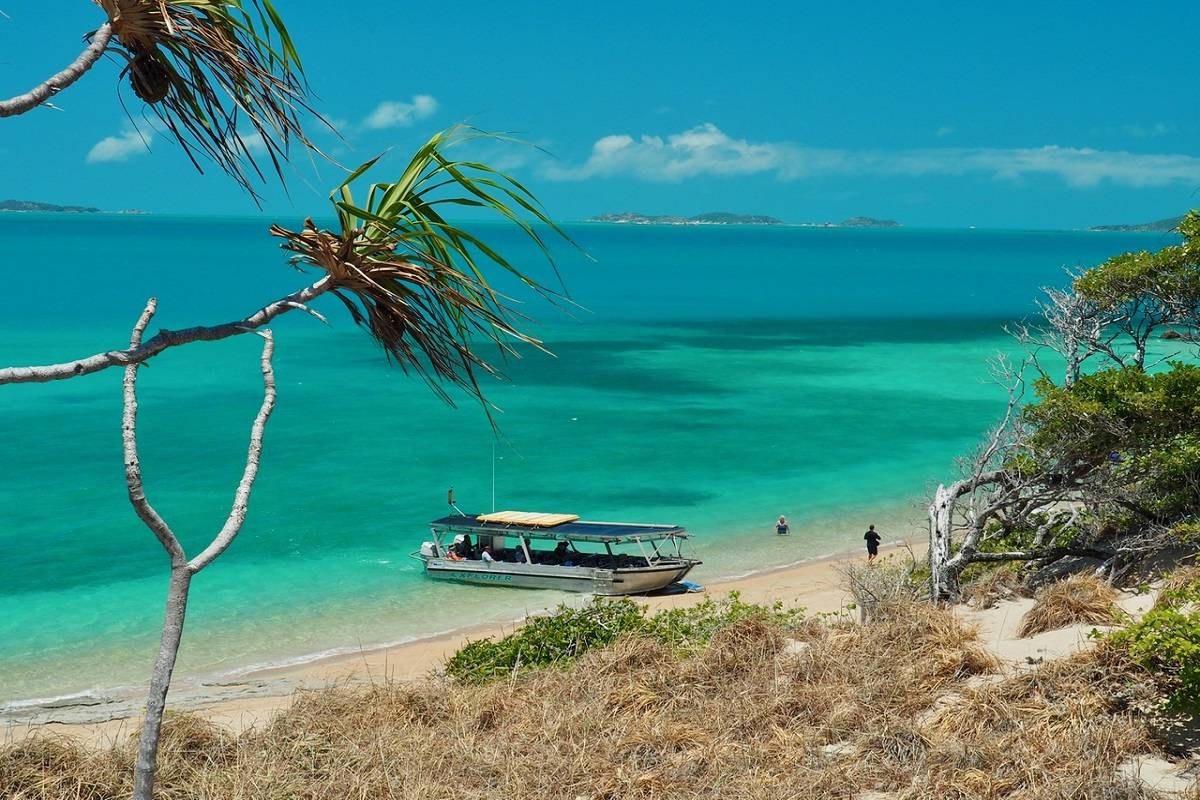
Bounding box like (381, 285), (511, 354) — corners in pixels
(835, 216), (902, 228)
(0, 199), (101, 213)
(588, 212), (902, 228)
(793, 216), (902, 228)
(589, 211), (784, 225)
(1090, 214), (1185, 233)
(0, 199), (149, 215)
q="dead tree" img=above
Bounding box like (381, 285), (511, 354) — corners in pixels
(1015, 276), (1113, 387)
(927, 355), (1113, 599)
(122, 300), (277, 799)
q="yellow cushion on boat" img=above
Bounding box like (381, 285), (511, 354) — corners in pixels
(476, 511), (580, 527)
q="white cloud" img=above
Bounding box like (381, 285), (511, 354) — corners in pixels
(881, 145), (1200, 188)
(237, 132), (267, 154)
(544, 123), (786, 181)
(363, 94), (438, 130)
(545, 123), (1200, 189)
(1124, 122), (1177, 139)
(86, 128), (152, 163)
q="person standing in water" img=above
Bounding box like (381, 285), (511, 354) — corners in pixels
(776, 515), (790, 535)
(864, 524), (882, 562)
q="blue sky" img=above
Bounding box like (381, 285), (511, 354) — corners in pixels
(2, 1), (1198, 228)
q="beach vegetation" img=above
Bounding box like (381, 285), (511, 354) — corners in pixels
(835, 556), (920, 622)
(8, 556), (1188, 794)
(1111, 568), (1200, 711)
(6, 600), (1172, 799)
(1017, 574), (1122, 637)
(446, 593), (807, 685)
(927, 210), (1200, 600)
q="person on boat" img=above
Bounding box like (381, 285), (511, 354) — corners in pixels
(864, 524), (882, 562)
(453, 534), (474, 559)
(550, 541), (570, 565)
(776, 515), (790, 536)
(481, 545), (495, 563)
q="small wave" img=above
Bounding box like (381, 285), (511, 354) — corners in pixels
(1, 689), (109, 711)
(215, 623), (490, 679)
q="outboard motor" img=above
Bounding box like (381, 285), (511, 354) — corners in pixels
(420, 541), (437, 559)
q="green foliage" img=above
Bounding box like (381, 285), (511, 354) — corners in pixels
(1111, 577), (1200, 710)
(942, 208), (1200, 587)
(446, 598), (645, 685)
(1171, 521), (1200, 545)
(445, 594), (806, 685)
(907, 560), (932, 591)
(1073, 209), (1200, 310)
(1024, 363), (1200, 522)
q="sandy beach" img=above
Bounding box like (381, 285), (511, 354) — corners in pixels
(2, 538), (919, 746)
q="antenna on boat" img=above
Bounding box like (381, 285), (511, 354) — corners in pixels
(448, 486), (465, 516)
(491, 440), (496, 513)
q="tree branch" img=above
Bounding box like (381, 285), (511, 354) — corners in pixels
(0, 277), (328, 385)
(188, 330), (277, 573)
(967, 546), (1113, 563)
(122, 298), (186, 565)
(0, 23), (114, 117)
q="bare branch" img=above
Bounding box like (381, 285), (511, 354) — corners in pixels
(279, 301), (329, 325)
(0, 277), (328, 385)
(0, 23), (113, 117)
(967, 546), (1113, 563)
(188, 330), (277, 574)
(122, 298), (185, 565)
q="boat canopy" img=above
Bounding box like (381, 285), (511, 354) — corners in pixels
(430, 514), (688, 544)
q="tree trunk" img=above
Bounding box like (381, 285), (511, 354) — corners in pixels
(0, 23), (113, 117)
(133, 563), (192, 800)
(928, 483), (955, 601)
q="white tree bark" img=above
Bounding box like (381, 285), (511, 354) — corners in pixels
(0, 277), (326, 385)
(122, 300), (278, 800)
(928, 483), (955, 600)
(0, 23), (113, 116)
(135, 565), (191, 800)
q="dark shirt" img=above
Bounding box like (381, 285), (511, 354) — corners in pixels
(776, 523), (789, 535)
(864, 530), (882, 548)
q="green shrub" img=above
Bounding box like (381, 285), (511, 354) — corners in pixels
(1110, 577), (1200, 710)
(445, 593), (805, 685)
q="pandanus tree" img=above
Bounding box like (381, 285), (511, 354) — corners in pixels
(1, 4), (571, 798)
(1, 0), (315, 197)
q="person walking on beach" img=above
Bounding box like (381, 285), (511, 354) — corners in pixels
(776, 515), (790, 536)
(864, 524), (882, 562)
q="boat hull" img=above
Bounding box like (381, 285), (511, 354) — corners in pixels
(422, 559), (698, 595)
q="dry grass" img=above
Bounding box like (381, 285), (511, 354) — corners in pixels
(1019, 574), (1122, 638)
(912, 644), (1157, 799)
(963, 566), (1024, 610)
(0, 602), (1168, 800)
(836, 556), (920, 622)
(1154, 564), (1200, 609)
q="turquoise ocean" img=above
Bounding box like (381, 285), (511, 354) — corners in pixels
(0, 215), (1175, 709)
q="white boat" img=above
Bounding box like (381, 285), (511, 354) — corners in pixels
(413, 510), (701, 595)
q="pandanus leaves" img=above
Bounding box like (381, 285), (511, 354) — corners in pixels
(95, 0), (319, 199)
(270, 127), (577, 410)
